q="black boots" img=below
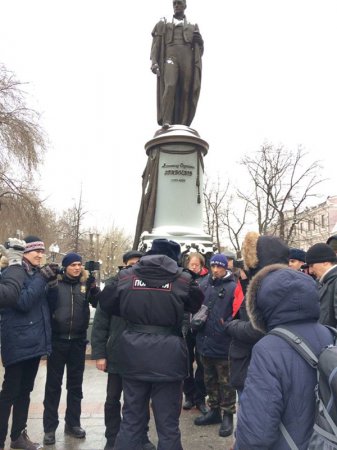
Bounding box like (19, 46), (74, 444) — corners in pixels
(194, 407), (222, 426)
(219, 412), (234, 437)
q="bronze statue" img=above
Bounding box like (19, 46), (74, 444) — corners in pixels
(150, 0), (204, 129)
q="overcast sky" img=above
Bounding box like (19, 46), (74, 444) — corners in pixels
(1, 0), (336, 236)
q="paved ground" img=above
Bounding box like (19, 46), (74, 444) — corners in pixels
(1, 358), (235, 450)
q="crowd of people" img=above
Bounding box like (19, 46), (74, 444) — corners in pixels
(1, 232), (337, 450)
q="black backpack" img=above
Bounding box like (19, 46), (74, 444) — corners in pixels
(269, 326), (337, 450)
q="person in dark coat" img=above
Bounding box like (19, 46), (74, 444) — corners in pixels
(306, 242), (337, 326)
(0, 238), (27, 308)
(194, 254), (237, 438)
(43, 252), (100, 446)
(182, 252), (208, 415)
(235, 265), (334, 450)
(0, 235), (58, 450)
(91, 250), (155, 450)
(224, 231), (289, 395)
(99, 238), (203, 450)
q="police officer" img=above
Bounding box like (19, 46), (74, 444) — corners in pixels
(99, 239), (204, 450)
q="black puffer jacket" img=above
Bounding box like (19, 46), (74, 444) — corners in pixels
(50, 270), (98, 339)
(99, 254), (204, 382)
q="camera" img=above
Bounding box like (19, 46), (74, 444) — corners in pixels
(85, 260), (100, 272)
(234, 259), (244, 270)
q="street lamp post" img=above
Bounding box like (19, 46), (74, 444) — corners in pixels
(49, 243), (60, 262)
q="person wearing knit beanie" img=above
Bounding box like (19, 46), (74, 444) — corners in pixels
(306, 243), (337, 276)
(23, 235), (45, 253)
(210, 254), (228, 269)
(306, 242), (337, 326)
(43, 249), (99, 445)
(62, 252), (83, 268)
(289, 248), (306, 271)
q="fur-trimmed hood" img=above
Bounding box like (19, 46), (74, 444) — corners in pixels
(242, 232), (289, 278)
(246, 264), (320, 333)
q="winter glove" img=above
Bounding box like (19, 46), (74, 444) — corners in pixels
(40, 263), (59, 288)
(0, 238), (26, 266)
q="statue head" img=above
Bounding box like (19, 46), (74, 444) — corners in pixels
(173, 0), (186, 18)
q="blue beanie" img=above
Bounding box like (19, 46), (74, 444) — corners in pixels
(210, 254), (228, 268)
(289, 248), (306, 263)
(62, 252), (82, 268)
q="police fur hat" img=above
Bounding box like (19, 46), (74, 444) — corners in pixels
(146, 239), (181, 262)
(289, 248), (306, 263)
(122, 250), (144, 264)
(222, 250), (236, 261)
(241, 231), (289, 278)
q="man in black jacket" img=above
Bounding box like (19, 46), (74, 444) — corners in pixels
(43, 252), (100, 446)
(306, 243), (337, 326)
(99, 239), (204, 450)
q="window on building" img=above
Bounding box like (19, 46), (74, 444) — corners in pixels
(300, 222), (303, 233)
(308, 220), (311, 231)
(321, 215), (325, 227)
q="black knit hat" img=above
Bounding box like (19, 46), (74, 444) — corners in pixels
(122, 250), (144, 264)
(289, 248), (306, 263)
(62, 252), (82, 268)
(306, 243), (337, 265)
(327, 235), (337, 252)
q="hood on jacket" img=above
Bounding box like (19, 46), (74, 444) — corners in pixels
(246, 264), (320, 333)
(242, 231), (289, 278)
(133, 254), (183, 285)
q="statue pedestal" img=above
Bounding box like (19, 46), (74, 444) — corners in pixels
(135, 125), (213, 257)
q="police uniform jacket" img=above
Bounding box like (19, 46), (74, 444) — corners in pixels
(98, 254), (203, 382)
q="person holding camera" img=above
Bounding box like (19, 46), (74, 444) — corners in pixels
(0, 237), (27, 308)
(43, 252), (100, 446)
(0, 235), (58, 450)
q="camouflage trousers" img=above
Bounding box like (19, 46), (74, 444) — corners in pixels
(200, 356), (236, 414)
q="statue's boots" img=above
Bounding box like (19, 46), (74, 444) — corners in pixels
(194, 407), (222, 426)
(219, 412), (234, 437)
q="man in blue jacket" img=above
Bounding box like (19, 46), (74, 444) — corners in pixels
(194, 254), (237, 438)
(0, 235), (58, 450)
(235, 265), (334, 449)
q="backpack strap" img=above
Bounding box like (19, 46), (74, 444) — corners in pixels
(270, 326), (337, 448)
(270, 326), (318, 368)
(279, 423), (299, 450)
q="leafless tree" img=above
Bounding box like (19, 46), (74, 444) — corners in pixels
(219, 194), (250, 257)
(57, 191), (88, 254)
(203, 176), (229, 251)
(239, 143), (325, 243)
